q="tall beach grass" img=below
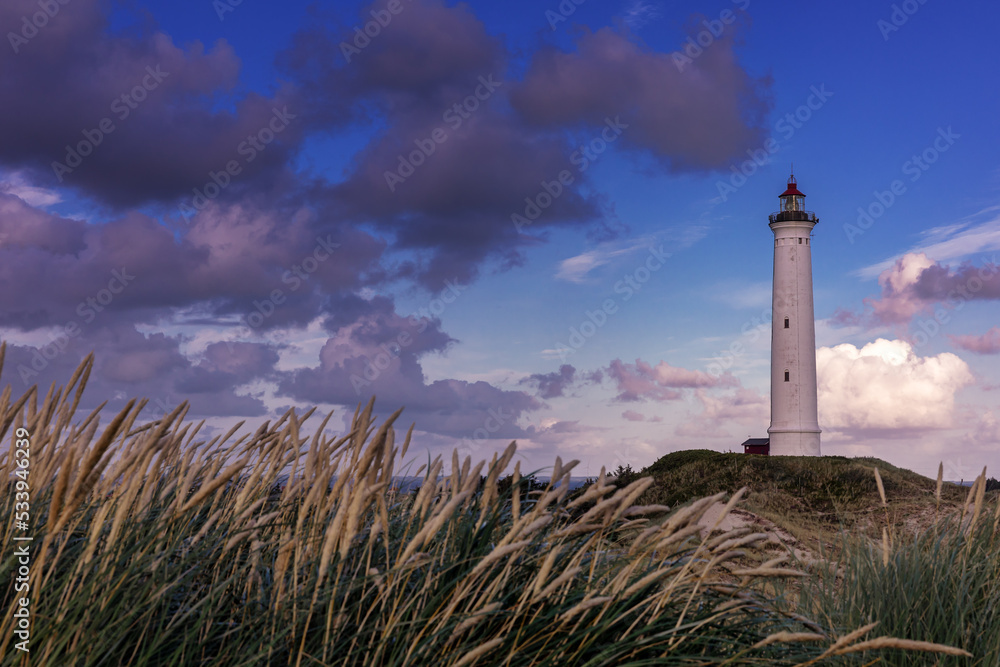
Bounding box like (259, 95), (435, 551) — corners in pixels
(796, 466), (1000, 666)
(0, 346), (970, 665)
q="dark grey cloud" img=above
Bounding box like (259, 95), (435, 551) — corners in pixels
(510, 26), (772, 171)
(521, 364), (577, 399)
(0, 0), (300, 207)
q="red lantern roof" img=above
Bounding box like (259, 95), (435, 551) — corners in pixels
(780, 174), (805, 197)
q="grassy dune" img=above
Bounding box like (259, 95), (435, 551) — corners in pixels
(627, 449), (977, 550)
(625, 449), (1000, 666)
(0, 346), (989, 665)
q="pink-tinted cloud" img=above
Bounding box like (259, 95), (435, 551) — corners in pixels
(607, 358), (739, 402)
(621, 410), (646, 422)
(834, 253), (1000, 330)
(832, 253), (935, 327)
(0, 194), (383, 331)
(674, 387), (768, 439)
(949, 326), (1000, 355)
(0, 192), (85, 254)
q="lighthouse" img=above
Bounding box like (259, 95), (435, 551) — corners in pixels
(767, 173), (821, 456)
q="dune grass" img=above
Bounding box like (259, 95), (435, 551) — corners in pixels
(631, 449), (973, 552)
(794, 467), (1000, 667)
(0, 345), (972, 665)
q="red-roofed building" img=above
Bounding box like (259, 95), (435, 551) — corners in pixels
(741, 438), (770, 455)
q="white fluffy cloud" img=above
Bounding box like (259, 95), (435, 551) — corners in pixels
(818, 338), (973, 431)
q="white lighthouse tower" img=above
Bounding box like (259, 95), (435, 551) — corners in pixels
(767, 173), (821, 456)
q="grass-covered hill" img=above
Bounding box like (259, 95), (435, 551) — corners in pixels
(619, 450), (985, 552)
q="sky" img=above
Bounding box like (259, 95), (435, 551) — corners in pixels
(1, 0), (998, 482)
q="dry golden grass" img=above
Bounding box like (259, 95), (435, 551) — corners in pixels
(0, 345), (973, 665)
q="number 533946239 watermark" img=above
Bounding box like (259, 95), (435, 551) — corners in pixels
(10, 426), (33, 654)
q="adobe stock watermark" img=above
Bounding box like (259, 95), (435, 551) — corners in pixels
(7, 0), (72, 53)
(384, 74), (503, 192)
(715, 84), (833, 202)
(705, 307), (772, 378)
(16, 268), (135, 385)
(843, 126), (959, 244)
(911, 255), (999, 349)
(213, 0), (244, 21)
(545, 0), (586, 30)
(878, 0), (929, 41)
(512, 116), (628, 233)
(51, 65), (170, 182)
(340, 0), (413, 62)
(178, 106), (296, 219)
(242, 236), (341, 329)
(552, 244), (671, 361)
(943, 457), (980, 486)
(350, 279), (467, 394)
(672, 0), (750, 72)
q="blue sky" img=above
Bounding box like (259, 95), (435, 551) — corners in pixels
(1, 0), (998, 480)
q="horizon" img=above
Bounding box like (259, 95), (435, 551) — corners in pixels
(1, 0), (998, 481)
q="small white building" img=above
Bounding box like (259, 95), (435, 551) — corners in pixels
(766, 174), (822, 456)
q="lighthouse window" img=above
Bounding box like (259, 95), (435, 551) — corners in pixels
(784, 370), (790, 382)
(798, 238), (802, 244)
(784, 317), (789, 329)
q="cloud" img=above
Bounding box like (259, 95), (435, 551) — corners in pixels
(1, 322), (278, 417)
(857, 210), (1000, 279)
(278, 295), (542, 438)
(817, 339), (974, 434)
(556, 243), (641, 283)
(674, 387), (768, 438)
(912, 258), (1000, 300)
(278, 1), (771, 289)
(836, 253), (937, 327)
(0, 191), (86, 257)
(0, 171), (62, 207)
(278, 0), (501, 128)
(176, 342), (281, 394)
(949, 326), (1000, 355)
(0, 192), (389, 333)
(621, 1), (663, 30)
(0, 0), (298, 207)
(510, 26), (772, 171)
(280, 0), (614, 289)
(621, 409), (646, 422)
(607, 358), (739, 402)
(521, 364), (576, 399)
(833, 253), (1000, 329)
(964, 410), (1000, 447)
